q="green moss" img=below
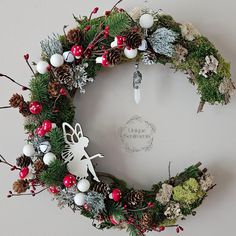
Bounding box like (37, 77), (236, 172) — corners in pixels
(217, 55), (231, 79)
(157, 15), (181, 34)
(160, 219), (177, 227)
(173, 178), (204, 205)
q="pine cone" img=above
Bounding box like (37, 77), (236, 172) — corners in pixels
(33, 159), (46, 173)
(12, 179), (29, 193)
(48, 81), (61, 97)
(9, 94), (24, 108)
(54, 65), (73, 86)
(16, 155), (32, 168)
(19, 102), (31, 117)
(140, 213), (153, 229)
(107, 48), (122, 65)
(126, 31), (143, 49)
(92, 182), (110, 196)
(126, 190), (144, 208)
(67, 28), (82, 44)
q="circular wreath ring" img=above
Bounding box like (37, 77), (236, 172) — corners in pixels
(0, 1), (232, 235)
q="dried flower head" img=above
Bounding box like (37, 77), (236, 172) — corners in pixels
(200, 174), (214, 191)
(180, 23), (201, 41)
(199, 55), (219, 78)
(219, 77), (236, 96)
(156, 184), (173, 205)
(164, 202), (182, 220)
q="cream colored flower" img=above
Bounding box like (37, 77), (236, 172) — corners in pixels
(129, 7), (143, 21)
(200, 174), (214, 191)
(219, 77), (236, 96)
(164, 202), (182, 220)
(156, 183), (173, 205)
(180, 23), (201, 41)
(199, 55), (219, 78)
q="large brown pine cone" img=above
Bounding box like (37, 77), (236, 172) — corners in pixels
(12, 179), (29, 193)
(107, 48), (122, 65)
(16, 155), (32, 168)
(67, 28), (82, 44)
(126, 190), (144, 208)
(139, 212), (153, 229)
(48, 81), (61, 97)
(54, 65), (73, 86)
(19, 102), (31, 117)
(92, 182), (110, 196)
(126, 31), (143, 49)
(9, 94), (24, 108)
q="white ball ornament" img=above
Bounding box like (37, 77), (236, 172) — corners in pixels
(36, 61), (49, 74)
(139, 14), (154, 29)
(43, 152), (56, 165)
(50, 54), (64, 67)
(39, 141), (51, 154)
(77, 179), (90, 192)
(63, 51), (75, 63)
(23, 144), (35, 157)
(74, 193), (86, 206)
(124, 47), (138, 59)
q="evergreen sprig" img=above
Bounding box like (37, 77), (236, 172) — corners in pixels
(48, 127), (65, 157)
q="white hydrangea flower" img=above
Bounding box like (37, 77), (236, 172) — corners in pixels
(200, 174), (214, 191)
(199, 55), (219, 78)
(180, 23), (201, 41)
(164, 202), (182, 220)
(156, 183), (173, 205)
(219, 78), (236, 96)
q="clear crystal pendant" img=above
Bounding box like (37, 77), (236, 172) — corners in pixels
(133, 63), (142, 104)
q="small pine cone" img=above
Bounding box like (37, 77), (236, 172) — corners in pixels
(67, 28), (82, 44)
(9, 93), (24, 108)
(12, 179), (29, 193)
(54, 65), (73, 86)
(126, 31), (143, 49)
(107, 48), (122, 65)
(92, 182), (110, 196)
(48, 81), (61, 97)
(33, 159), (46, 173)
(16, 155), (32, 168)
(126, 190), (144, 208)
(19, 102), (31, 117)
(139, 213), (153, 229)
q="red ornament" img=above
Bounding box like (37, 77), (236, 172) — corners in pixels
(42, 120), (52, 133)
(35, 126), (46, 137)
(49, 186), (60, 194)
(116, 36), (124, 49)
(63, 174), (76, 188)
(19, 167), (29, 179)
(71, 45), (84, 58)
(159, 226), (165, 232)
(29, 101), (43, 115)
(111, 188), (122, 202)
(24, 54), (29, 60)
(101, 52), (110, 67)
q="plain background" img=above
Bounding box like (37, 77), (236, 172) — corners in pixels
(0, 0), (236, 235)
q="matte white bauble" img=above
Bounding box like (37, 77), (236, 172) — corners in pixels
(139, 14), (154, 29)
(50, 54), (64, 67)
(23, 144), (35, 157)
(36, 61), (49, 74)
(39, 141), (51, 154)
(124, 48), (138, 59)
(63, 51), (75, 63)
(77, 179), (90, 192)
(43, 152), (56, 165)
(74, 193), (86, 206)
(96, 57), (103, 64)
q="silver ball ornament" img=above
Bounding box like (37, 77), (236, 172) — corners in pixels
(39, 141), (51, 154)
(63, 51), (75, 63)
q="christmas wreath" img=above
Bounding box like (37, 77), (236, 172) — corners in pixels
(0, 0), (232, 235)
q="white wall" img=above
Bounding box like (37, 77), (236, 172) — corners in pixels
(0, 0), (235, 236)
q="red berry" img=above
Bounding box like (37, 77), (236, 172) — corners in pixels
(71, 45), (84, 58)
(109, 215), (119, 225)
(116, 36), (124, 49)
(36, 126), (46, 137)
(85, 25), (91, 31)
(49, 186), (60, 194)
(63, 174), (76, 188)
(29, 101), (43, 115)
(92, 7), (99, 14)
(19, 167), (29, 179)
(111, 188), (122, 202)
(179, 226), (184, 231)
(42, 120), (52, 133)
(101, 53), (110, 67)
(24, 54), (29, 60)
(176, 227), (180, 233)
(59, 88), (67, 96)
(159, 226), (165, 231)
(105, 10), (111, 16)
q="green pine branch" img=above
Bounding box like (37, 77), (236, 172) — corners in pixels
(48, 127), (65, 157)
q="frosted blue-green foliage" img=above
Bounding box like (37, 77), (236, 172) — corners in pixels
(148, 27), (178, 57)
(84, 191), (105, 216)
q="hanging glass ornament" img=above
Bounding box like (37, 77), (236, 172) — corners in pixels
(133, 63), (143, 104)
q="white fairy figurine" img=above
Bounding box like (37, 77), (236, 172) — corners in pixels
(61, 122), (103, 182)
